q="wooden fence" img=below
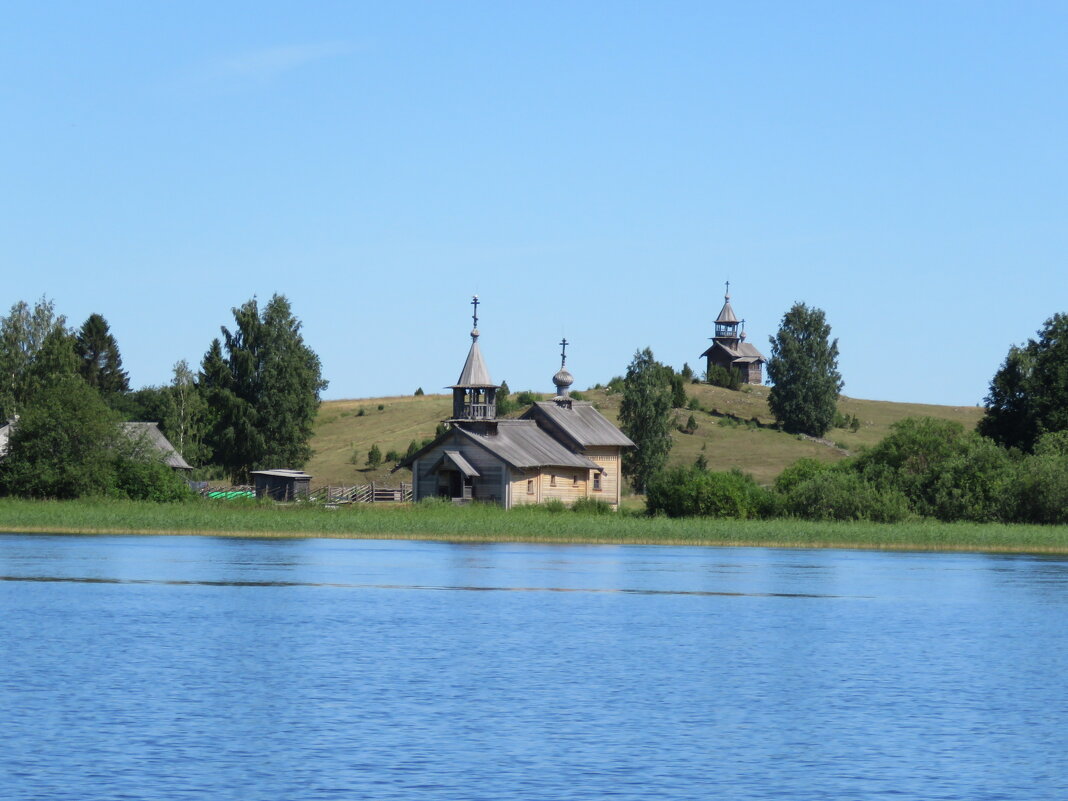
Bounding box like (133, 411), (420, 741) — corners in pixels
(199, 483), (412, 504)
(309, 483), (413, 504)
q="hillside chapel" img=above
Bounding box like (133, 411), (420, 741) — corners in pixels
(396, 297), (633, 508)
(700, 282), (766, 384)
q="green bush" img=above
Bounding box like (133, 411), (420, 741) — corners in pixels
(541, 498), (567, 513)
(928, 436), (1016, 522)
(1010, 454), (1068, 524)
(706, 365), (742, 391)
(646, 466), (772, 519)
(366, 444), (382, 468)
(571, 497), (614, 515)
(515, 391), (541, 406)
(855, 417), (972, 514)
(1035, 430), (1068, 457)
(782, 471), (910, 523)
(774, 457), (833, 494)
(113, 457), (194, 502)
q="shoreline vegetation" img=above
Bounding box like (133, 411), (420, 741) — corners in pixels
(2, 499), (1068, 554)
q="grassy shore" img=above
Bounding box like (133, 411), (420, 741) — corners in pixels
(2, 498), (1068, 554)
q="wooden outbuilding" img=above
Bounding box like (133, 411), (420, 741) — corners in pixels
(700, 282), (766, 384)
(1, 418), (192, 471)
(121, 423), (193, 470)
(396, 299), (633, 508)
(251, 469), (312, 501)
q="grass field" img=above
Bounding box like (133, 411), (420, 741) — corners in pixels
(2, 498), (1065, 555)
(306, 384), (985, 487)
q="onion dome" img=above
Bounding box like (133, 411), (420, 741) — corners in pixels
(553, 366), (574, 394)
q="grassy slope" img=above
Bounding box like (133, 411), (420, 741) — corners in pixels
(306, 384), (984, 488)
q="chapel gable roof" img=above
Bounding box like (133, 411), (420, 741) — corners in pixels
(522, 401), (634, 449)
(456, 421), (602, 471)
(395, 420), (603, 473)
(701, 340), (766, 363)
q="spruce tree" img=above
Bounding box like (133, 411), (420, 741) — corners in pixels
(74, 313), (130, 398)
(766, 303), (843, 437)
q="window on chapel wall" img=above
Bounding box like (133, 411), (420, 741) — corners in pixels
(527, 479), (534, 495)
(593, 473), (602, 491)
(550, 474), (556, 487)
(572, 475), (579, 487)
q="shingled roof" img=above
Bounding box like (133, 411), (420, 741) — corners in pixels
(121, 422), (193, 470)
(455, 421), (601, 470)
(397, 420), (603, 473)
(700, 340), (766, 363)
(450, 339), (497, 388)
(715, 297), (740, 325)
(522, 401), (634, 449)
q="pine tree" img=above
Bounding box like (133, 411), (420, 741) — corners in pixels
(619, 347), (674, 494)
(766, 303), (843, 437)
(74, 313), (130, 398)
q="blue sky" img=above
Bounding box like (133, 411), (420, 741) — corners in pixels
(3, 2), (1067, 407)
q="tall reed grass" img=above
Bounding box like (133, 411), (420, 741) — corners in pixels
(3, 497), (1068, 553)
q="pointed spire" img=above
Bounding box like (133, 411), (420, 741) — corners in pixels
(450, 295), (499, 422)
(452, 295), (496, 388)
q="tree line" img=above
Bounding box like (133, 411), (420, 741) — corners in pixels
(619, 304), (1068, 525)
(0, 294), (326, 498)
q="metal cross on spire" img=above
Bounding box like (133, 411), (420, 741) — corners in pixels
(470, 294), (480, 339)
(725, 280), (730, 299)
(559, 337), (569, 368)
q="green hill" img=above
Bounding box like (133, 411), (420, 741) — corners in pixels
(305, 384), (983, 489)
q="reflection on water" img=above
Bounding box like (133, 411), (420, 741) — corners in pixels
(0, 573), (845, 598)
(2, 534), (1067, 801)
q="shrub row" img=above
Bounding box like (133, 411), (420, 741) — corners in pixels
(646, 417), (1068, 524)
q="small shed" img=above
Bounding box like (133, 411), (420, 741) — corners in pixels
(250, 469), (313, 501)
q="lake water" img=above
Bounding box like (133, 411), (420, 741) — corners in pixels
(2, 534), (1067, 800)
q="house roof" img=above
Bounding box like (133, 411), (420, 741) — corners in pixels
(450, 340), (497, 389)
(523, 401), (634, 448)
(397, 420), (604, 473)
(250, 469), (312, 479)
(120, 422), (193, 470)
(456, 421), (602, 471)
(701, 340), (766, 363)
